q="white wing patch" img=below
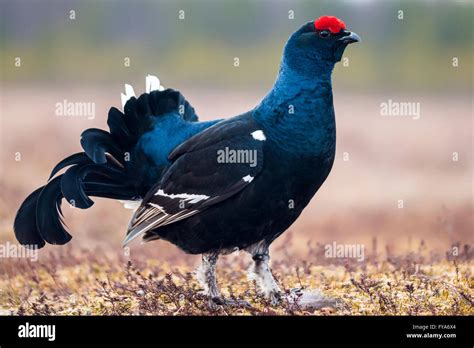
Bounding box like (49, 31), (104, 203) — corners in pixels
(149, 202), (165, 211)
(242, 175), (254, 183)
(155, 189), (209, 204)
(123, 214), (169, 246)
(251, 130), (266, 141)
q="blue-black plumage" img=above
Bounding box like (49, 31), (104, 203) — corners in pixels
(14, 16), (359, 304)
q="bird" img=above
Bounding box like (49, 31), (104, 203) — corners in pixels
(14, 16), (360, 305)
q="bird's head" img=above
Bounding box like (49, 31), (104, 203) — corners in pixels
(283, 16), (360, 76)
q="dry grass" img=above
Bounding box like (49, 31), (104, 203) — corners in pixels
(0, 236), (472, 316)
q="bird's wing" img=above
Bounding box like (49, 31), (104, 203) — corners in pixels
(123, 116), (266, 246)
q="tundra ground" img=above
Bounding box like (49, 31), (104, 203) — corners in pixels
(0, 238), (472, 316)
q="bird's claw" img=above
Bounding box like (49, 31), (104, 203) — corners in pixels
(266, 290), (283, 305)
(208, 296), (252, 309)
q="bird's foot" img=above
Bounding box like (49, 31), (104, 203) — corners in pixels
(264, 290), (283, 305)
(208, 296), (252, 309)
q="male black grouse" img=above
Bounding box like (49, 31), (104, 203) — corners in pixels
(14, 16), (360, 304)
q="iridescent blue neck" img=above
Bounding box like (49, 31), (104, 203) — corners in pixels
(252, 60), (336, 157)
(254, 59), (333, 120)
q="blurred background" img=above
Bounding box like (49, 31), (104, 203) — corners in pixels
(0, 0), (472, 264)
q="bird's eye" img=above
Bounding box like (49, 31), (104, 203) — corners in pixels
(319, 30), (330, 39)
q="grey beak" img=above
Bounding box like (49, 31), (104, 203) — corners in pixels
(339, 31), (361, 44)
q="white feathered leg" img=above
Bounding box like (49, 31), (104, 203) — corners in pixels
(195, 252), (221, 301)
(195, 252), (251, 308)
(246, 242), (282, 304)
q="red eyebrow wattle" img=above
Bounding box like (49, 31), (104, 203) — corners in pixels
(314, 16), (346, 34)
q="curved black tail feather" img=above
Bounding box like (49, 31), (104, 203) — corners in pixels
(14, 186), (46, 248)
(14, 88), (197, 248)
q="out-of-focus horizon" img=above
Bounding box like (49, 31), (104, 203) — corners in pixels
(1, 0), (473, 91)
(0, 0), (472, 264)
